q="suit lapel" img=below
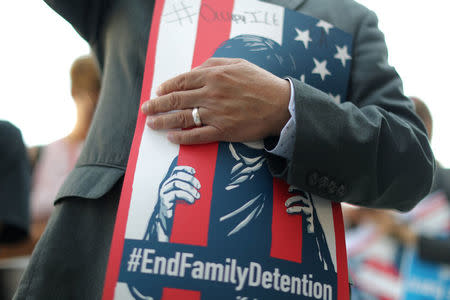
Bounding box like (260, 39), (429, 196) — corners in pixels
(260, 0), (306, 10)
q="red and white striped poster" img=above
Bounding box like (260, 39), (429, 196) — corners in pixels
(103, 0), (351, 299)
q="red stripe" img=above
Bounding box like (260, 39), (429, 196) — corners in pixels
(270, 179), (303, 263)
(169, 0), (235, 247)
(162, 288), (201, 300)
(170, 143), (218, 246)
(191, 0), (236, 67)
(332, 202), (350, 300)
(101, 0), (165, 299)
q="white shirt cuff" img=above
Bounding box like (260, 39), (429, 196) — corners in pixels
(266, 78), (297, 160)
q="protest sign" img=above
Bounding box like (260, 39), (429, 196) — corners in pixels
(103, 1), (352, 299)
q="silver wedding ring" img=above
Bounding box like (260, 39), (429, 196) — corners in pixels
(192, 107), (202, 127)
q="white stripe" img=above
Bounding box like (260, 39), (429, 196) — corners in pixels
(230, 0), (284, 45)
(126, 0), (202, 239)
(153, 0), (201, 92)
(313, 195), (337, 272)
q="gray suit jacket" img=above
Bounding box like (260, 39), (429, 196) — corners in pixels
(46, 0), (434, 211)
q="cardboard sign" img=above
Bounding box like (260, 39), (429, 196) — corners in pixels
(103, 1), (352, 299)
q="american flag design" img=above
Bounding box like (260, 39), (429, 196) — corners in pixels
(103, 0), (352, 299)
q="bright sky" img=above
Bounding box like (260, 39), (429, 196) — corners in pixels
(1, 0), (449, 167)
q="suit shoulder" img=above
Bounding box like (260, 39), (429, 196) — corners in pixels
(304, 0), (376, 32)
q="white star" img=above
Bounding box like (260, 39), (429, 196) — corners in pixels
(300, 74), (306, 83)
(329, 93), (341, 104)
(312, 58), (331, 81)
(334, 45), (352, 67)
(294, 28), (312, 49)
(316, 20), (334, 34)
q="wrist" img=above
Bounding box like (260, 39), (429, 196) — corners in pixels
(271, 78), (291, 136)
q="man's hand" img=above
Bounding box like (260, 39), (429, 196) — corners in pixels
(141, 58), (291, 144)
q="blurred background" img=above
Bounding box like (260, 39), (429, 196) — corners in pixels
(0, 0), (449, 167)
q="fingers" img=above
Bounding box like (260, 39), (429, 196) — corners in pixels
(156, 69), (206, 96)
(154, 57), (240, 97)
(160, 180), (200, 199)
(286, 204), (314, 233)
(286, 206), (312, 215)
(172, 165), (195, 174)
(142, 89), (204, 115)
(147, 110), (197, 130)
(160, 189), (198, 219)
(168, 170), (201, 189)
(285, 195), (310, 207)
(165, 190), (199, 204)
(193, 57), (241, 70)
(160, 168), (201, 207)
(167, 126), (219, 145)
(285, 195), (313, 216)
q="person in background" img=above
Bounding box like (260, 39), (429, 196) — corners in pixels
(0, 55), (100, 261)
(0, 121), (31, 244)
(391, 96), (450, 264)
(29, 54), (101, 224)
(0, 121), (31, 300)
(410, 96), (450, 200)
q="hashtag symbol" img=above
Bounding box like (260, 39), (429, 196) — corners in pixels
(127, 248), (142, 272)
(163, 1), (196, 25)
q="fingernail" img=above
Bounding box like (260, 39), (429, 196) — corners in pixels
(167, 132), (176, 143)
(195, 192), (200, 198)
(141, 102), (149, 113)
(156, 85), (162, 96)
(147, 117), (155, 128)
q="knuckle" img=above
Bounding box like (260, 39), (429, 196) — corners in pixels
(147, 101), (157, 114)
(205, 85), (222, 99)
(151, 117), (161, 129)
(178, 73), (189, 90)
(205, 68), (220, 81)
(176, 113), (188, 127)
(157, 116), (167, 129)
(191, 132), (201, 142)
(185, 131), (200, 144)
(211, 69), (224, 80)
(168, 92), (181, 109)
(179, 134), (189, 144)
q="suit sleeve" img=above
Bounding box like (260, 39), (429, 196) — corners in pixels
(44, 0), (109, 45)
(265, 9), (435, 211)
